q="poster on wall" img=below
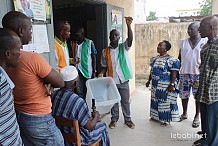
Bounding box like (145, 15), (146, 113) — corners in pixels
(111, 9), (123, 43)
(13, 0), (46, 21)
(112, 10), (122, 26)
(45, 0), (51, 20)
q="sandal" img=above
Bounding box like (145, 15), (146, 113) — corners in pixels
(192, 120), (200, 128)
(160, 122), (169, 127)
(179, 114), (188, 122)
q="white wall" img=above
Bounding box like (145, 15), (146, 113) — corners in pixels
(134, 0), (146, 23)
(212, 0), (218, 14)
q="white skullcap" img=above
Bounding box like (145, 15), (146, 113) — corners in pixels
(60, 66), (78, 82)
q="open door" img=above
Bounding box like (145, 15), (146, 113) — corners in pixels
(95, 4), (124, 71)
(106, 4), (124, 43)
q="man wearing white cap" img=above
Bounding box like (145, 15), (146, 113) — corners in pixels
(51, 66), (110, 146)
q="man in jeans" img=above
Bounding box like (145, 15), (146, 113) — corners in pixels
(195, 15), (218, 146)
(2, 11), (65, 146)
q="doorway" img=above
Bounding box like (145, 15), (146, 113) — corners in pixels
(52, 0), (124, 72)
(53, 0), (108, 71)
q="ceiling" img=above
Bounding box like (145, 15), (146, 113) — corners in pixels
(53, 0), (106, 9)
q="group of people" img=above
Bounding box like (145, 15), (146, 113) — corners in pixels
(0, 10), (135, 146)
(1, 9), (218, 146)
(146, 15), (218, 146)
(54, 20), (97, 100)
(53, 16), (135, 130)
(0, 11), (65, 146)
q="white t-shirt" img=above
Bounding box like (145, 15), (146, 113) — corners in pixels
(101, 40), (132, 84)
(179, 37), (208, 74)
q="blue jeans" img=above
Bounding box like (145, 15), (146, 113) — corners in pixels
(77, 70), (88, 100)
(16, 111), (64, 146)
(201, 102), (218, 146)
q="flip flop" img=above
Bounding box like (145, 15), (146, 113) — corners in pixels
(179, 114), (187, 122)
(160, 122), (170, 127)
(192, 120), (200, 128)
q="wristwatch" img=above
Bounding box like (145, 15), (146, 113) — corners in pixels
(170, 83), (175, 86)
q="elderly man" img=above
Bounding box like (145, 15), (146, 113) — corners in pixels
(51, 66), (110, 146)
(195, 15), (218, 146)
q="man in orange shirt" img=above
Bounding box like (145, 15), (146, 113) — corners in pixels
(2, 11), (65, 146)
(54, 20), (71, 72)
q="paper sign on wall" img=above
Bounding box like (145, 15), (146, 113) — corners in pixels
(32, 24), (50, 53)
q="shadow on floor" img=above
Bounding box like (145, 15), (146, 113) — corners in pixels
(101, 85), (201, 146)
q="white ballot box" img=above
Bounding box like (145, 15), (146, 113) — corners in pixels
(86, 77), (121, 114)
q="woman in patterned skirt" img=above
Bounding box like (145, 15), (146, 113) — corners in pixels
(146, 40), (180, 126)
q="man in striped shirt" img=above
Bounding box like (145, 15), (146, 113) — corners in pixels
(0, 28), (23, 145)
(51, 66), (110, 146)
(195, 15), (218, 146)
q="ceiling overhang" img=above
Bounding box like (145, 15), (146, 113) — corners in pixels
(53, 0), (106, 9)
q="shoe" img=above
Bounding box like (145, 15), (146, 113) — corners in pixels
(193, 138), (205, 146)
(179, 114), (188, 122)
(197, 131), (204, 135)
(109, 121), (116, 129)
(192, 120), (200, 128)
(125, 121), (135, 129)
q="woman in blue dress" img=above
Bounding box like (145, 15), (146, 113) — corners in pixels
(146, 40), (180, 126)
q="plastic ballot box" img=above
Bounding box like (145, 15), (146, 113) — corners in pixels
(86, 77), (121, 114)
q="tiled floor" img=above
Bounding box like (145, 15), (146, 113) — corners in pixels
(101, 86), (201, 146)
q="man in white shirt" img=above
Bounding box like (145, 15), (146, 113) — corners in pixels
(99, 17), (135, 129)
(178, 22), (207, 129)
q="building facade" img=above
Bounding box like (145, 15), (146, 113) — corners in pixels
(0, 0), (136, 92)
(212, 0), (218, 14)
(176, 8), (201, 16)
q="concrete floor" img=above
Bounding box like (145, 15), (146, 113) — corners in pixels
(101, 86), (201, 146)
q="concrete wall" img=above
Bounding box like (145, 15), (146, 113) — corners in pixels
(135, 22), (190, 78)
(106, 0), (136, 92)
(212, 0), (218, 14)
